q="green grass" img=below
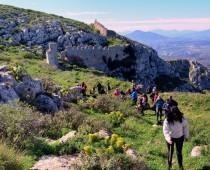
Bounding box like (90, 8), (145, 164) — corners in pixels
(112, 92), (210, 170)
(107, 38), (127, 46)
(0, 52), (210, 169)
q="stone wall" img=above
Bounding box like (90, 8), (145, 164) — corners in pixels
(65, 45), (126, 71)
(46, 42), (59, 68)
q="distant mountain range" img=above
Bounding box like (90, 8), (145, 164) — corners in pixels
(124, 30), (210, 67)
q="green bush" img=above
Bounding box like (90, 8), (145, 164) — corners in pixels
(55, 134), (87, 155)
(8, 61), (26, 81)
(85, 116), (113, 132)
(7, 46), (19, 53)
(90, 95), (121, 113)
(22, 52), (36, 59)
(0, 104), (41, 148)
(78, 153), (148, 170)
(25, 138), (54, 157)
(0, 142), (25, 170)
(105, 111), (126, 127)
(40, 106), (86, 139)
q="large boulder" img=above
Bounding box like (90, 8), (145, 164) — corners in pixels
(31, 155), (80, 170)
(0, 65), (63, 113)
(0, 65), (19, 104)
(35, 94), (59, 113)
(0, 84), (19, 104)
(0, 65), (18, 87)
(15, 75), (44, 101)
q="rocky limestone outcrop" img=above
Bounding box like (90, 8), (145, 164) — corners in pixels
(189, 60), (210, 90)
(0, 65), (19, 104)
(31, 155), (80, 170)
(0, 84), (19, 104)
(0, 7), (107, 51)
(134, 45), (176, 87)
(169, 59), (210, 91)
(0, 65), (63, 113)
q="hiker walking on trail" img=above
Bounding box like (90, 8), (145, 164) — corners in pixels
(106, 82), (111, 94)
(146, 86), (152, 94)
(169, 96), (178, 107)
(81, 82), (87, 96)
(113, 88), (120, 97)
(163, 106), (189, 170)
(130, 88), (138, 105)
(138, 93), (148, 115)
(155, 95), (164, 125)
(162, 99), (171, 118)
(90, 86), (96, 98)
(97, 83), (102, 94)
(131, 80), (136, 91)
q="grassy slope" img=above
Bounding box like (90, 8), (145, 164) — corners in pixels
(115, 92), (210, 170)
(0, 53), (209, 169)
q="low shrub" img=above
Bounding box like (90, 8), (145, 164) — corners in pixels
(83, 133), (131, 158)
(105, 111), (126, 127)
(40, 106), (86, 139)
(8, 61), (26, 81)
(84, 116), (113, 132)
(90, 95), (121, 113)
(0, 104), (41, 148)
(25, 138), (54, 157)
(0, 142), (25, 170)
(78, 153), (148, 170)
(22, 52), (36, 59)
(54, 134), (87, 155)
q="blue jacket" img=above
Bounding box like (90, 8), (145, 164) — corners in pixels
(130, 91), (138, 99)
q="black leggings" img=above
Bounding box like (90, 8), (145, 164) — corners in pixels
(166, 135), (184, 168)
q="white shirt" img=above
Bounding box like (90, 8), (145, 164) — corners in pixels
(163, 116), (189, 143)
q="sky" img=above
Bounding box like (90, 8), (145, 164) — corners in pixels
(1, 0), (210, 33)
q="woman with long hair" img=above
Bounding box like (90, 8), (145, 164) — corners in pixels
(163, 106), (189, 170)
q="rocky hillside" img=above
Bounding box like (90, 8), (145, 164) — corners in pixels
(0, 4), (107, 50)
(0, 4), (210, 92)
(0, 65), (63, 113)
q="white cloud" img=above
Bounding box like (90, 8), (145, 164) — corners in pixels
(66, 11), (111, 16)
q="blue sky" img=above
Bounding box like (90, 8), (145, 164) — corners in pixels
(1, 0), (210, 32)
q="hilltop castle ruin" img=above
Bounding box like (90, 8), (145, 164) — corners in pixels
(93, 20), (116, 37)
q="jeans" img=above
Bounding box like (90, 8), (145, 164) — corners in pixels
(166, 135), (184, 168)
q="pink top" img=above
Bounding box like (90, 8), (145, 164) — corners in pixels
(114, 89), (120, 96)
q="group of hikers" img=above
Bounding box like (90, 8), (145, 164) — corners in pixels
(79, 80), (179, 126)
(78, 80), (189, 170)
(80, 82), (111, 97)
